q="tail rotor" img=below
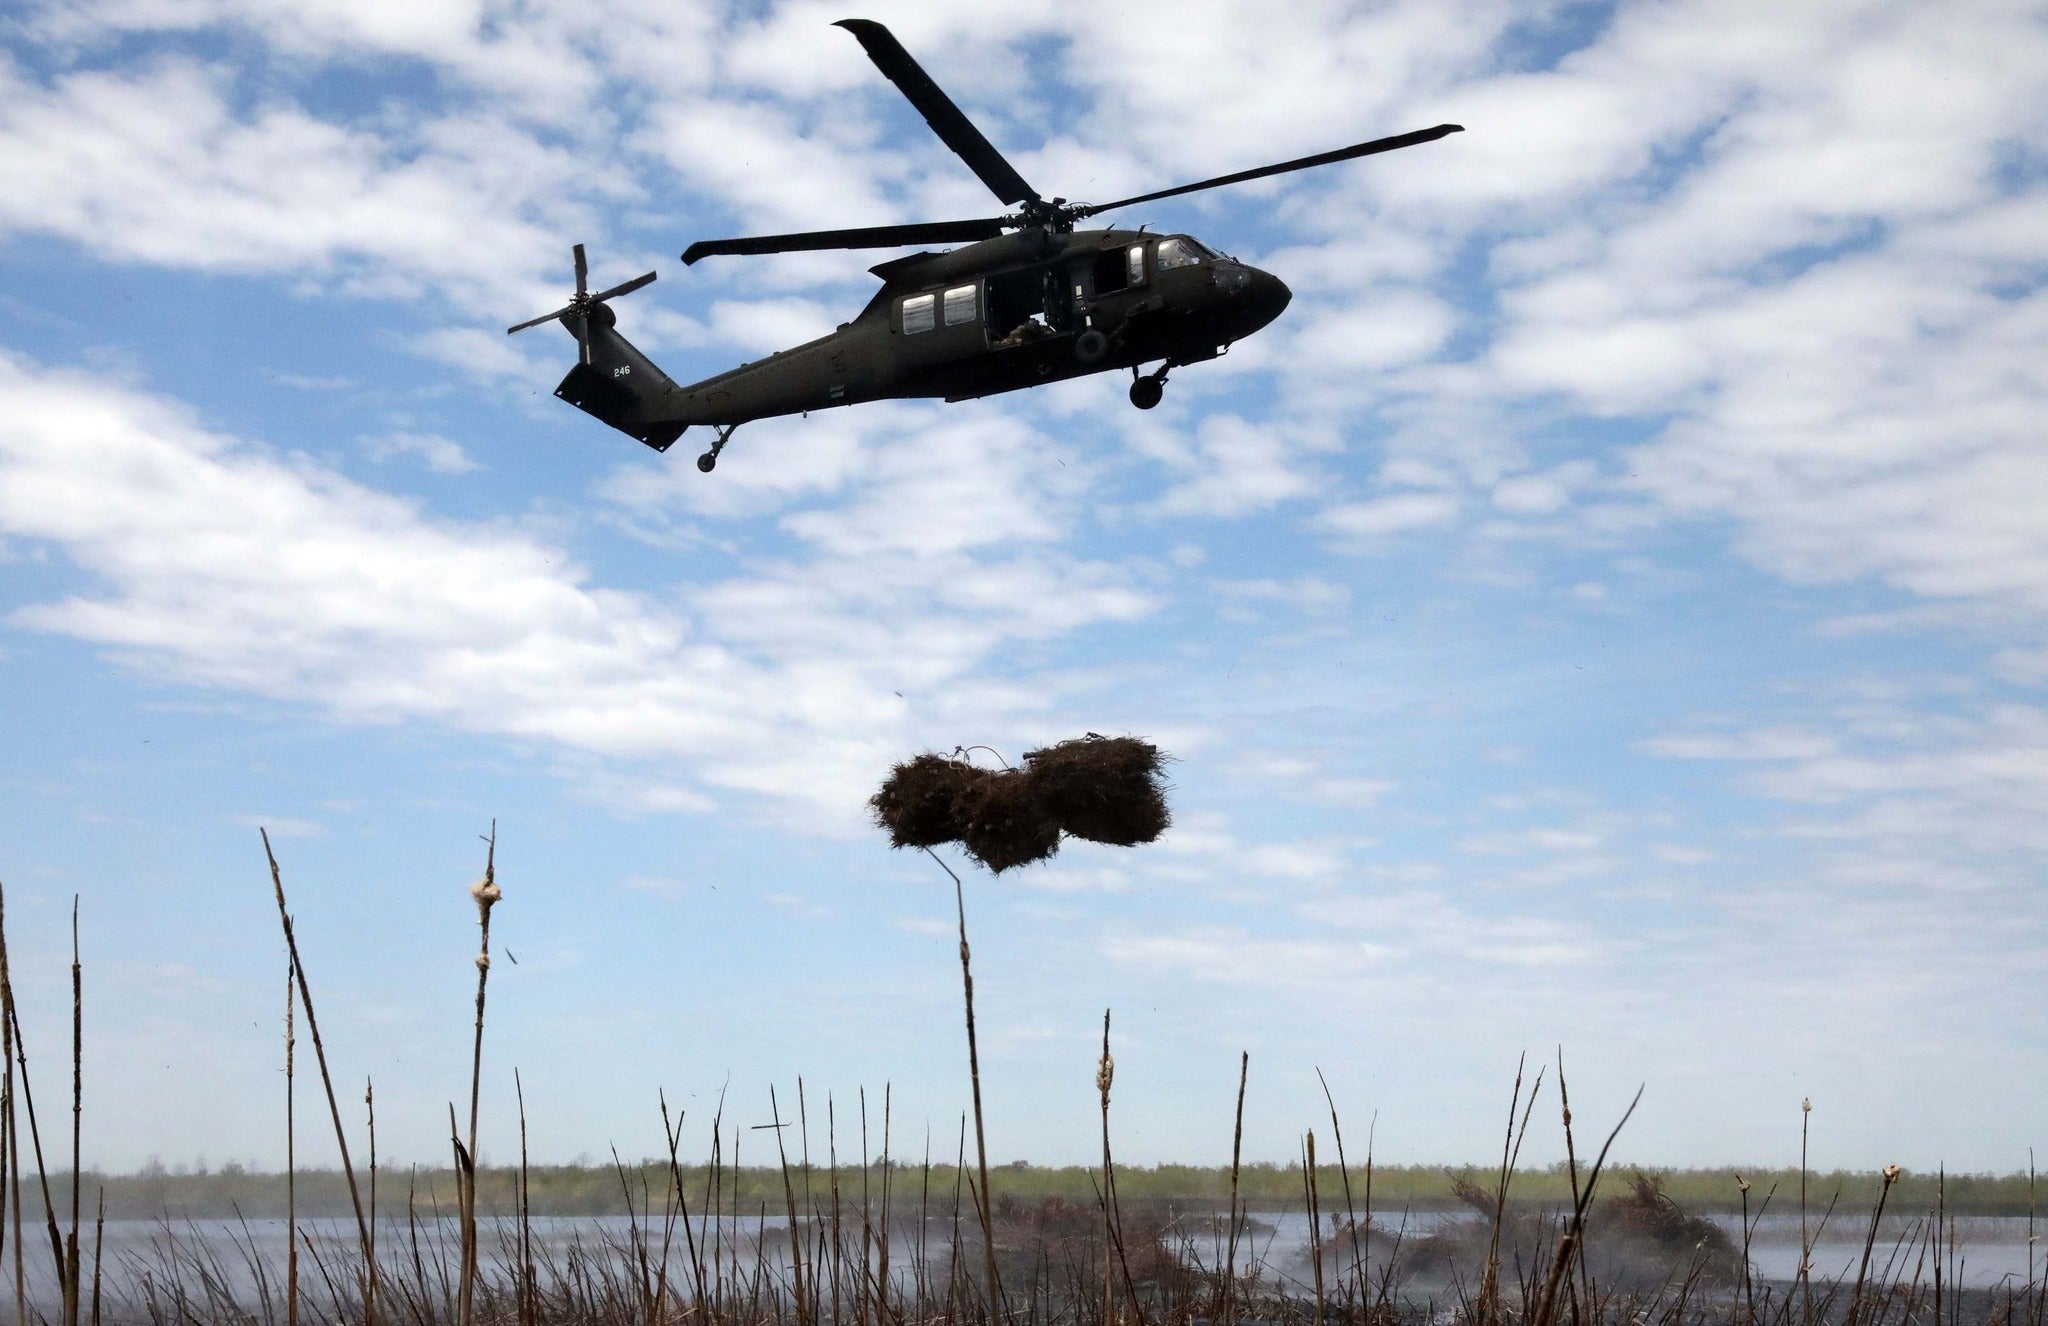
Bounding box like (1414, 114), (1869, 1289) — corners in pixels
(507, 244), (657, 365)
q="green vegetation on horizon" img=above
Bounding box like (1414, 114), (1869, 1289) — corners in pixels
(59, 1160), (2041, 1221)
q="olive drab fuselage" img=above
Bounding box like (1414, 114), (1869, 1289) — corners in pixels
(551, 228), (1291, 456)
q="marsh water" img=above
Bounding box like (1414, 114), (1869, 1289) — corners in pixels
(9, 1209), (2035, 1311)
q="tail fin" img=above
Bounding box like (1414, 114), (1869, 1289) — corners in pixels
(506, 244), (685, 453)
(554, 317), (687, 452)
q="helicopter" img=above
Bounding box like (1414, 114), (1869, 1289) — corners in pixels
(508, 18), (1461, 473)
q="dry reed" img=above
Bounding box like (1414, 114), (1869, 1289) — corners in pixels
(263, 829), (374, 1280)
(0, 836), (2034, 1326)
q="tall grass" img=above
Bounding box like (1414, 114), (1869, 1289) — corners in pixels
(0, 842), (2041, 1326)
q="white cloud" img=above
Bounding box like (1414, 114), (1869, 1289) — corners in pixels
(1147, 416), (1323, 518)
(0, 355), (1154, 824)
(1285, 291), (1459, 376)
(1643, 726), (1840, 762)
(363, 431), (479, 474)
(1491, 461), (1596, 516)
(1317, 491), (1460, 541)
(1212, 577), (1350, 616)
(0, 60), (618, 318)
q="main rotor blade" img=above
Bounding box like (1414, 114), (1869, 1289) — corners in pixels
(682, 217), (1008, 265)
(573, 243), (588, 297)
(834, 19), (1039, 207)
(592, 270), (657, 302)
(1073, 123), (1464, 219)
(507, 303), (576, 335)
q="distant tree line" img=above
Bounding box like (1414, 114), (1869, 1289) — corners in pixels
(46, 1160), (2041, 1221)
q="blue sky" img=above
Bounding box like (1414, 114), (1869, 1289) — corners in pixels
(0, 0), (2043, 1178)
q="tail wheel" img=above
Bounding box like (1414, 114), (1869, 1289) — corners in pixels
(1074, 328), (1110, 363)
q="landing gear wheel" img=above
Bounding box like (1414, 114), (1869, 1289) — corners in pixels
(1129, 376), (1164, 410)
(1074, 328), (1110, 363)
(696, 422), (740, 474)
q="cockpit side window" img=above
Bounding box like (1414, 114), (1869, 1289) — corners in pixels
(1127, 244), (1146, 285)
(1155, 237), (1202, 270)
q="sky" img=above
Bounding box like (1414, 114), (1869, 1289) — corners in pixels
(0, 0), (2043, 1180)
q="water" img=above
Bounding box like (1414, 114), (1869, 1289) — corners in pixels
(7, 1208), (2038, 1313)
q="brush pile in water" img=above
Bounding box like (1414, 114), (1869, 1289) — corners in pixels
(869, 736), (1171, 872)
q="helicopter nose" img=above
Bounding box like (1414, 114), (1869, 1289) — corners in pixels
(1247, 267), (1291, 329)
(1216, 265), (1290, 338)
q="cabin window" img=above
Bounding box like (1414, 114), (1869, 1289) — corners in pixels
(1127, 244), (1146, 286)
(943, 284), (978, 326)
(1155, 238), (1201, 270)
(901, 293), (936, 334)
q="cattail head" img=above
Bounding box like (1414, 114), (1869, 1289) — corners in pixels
(1737, 1175), (1751, 1193)
(1097, 1050), (1114, 1098)
(476, 952), (491, 972)
(470, 875), (502, 922)
(1801, 1097), (1812, 1113)
(1883, 1164), (1901, 1184)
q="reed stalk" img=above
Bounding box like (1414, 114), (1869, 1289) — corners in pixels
(517, 1069), (536, 1326)
(824, 1095), (843, 1326)
(8, 963), (68, 1302)
(607, 1144), (653, 1325)
(1097, 1011), (1115, 1326)
(920, 847), (1003, 1319)
(1314, 1068), (1366, 1313)
(1305, 1131), (1325, 1326)
(948, 1117), (966, 1317)
(448, 1100), (473, 1318)
(4, 889), (19, 1326)
(797, 1081), (820, 1326)
(1481, 1055), (1543, 1326)
(1528, 1085), (1642, 1326)
(769, 1086), (810, 1326)
(1934, 1164), (1945, 1326)
(660, 1089), (706, 1316)
(87, 1187), (100, 1326)
(262, 830), (375, 1278)
(2031, 1148), (2044, 1326)
(1846, 1164), (1901, 1326)
(0, 1050), (6, 1326)
(1555, 1050), (1589, 1324)
(1364, 1114), (1381, 1315)
(459, 822), (500, 1326)
(367, 1078), (380, 1326)
(64, 899), (79, 1326)
(1800, 1098), (1813, 1326)
(916, 1127), (932, 1323)
(1736, 1176), (1755, 1326)
(1219, 1051), (1248, 1326)
(285, 956), (298, 1326)
(879, 1085), (896, 1326)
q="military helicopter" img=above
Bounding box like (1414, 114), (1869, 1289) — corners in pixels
(508, 18), (1461, 473)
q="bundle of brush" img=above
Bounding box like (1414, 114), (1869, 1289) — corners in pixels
(870, 736), (1171, 873)
(1021, 736), (1170, 846)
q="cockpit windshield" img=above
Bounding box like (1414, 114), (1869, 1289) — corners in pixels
(1155, 237), (1209, 270)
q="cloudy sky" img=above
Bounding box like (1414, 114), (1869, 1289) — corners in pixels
(0, 0), (2043, 1178)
